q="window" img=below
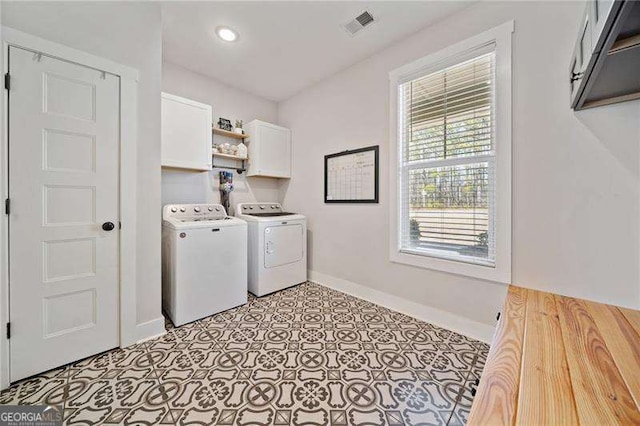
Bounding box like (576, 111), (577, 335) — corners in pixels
(389, 22), (513, 283)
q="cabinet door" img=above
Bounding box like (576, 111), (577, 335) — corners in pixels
(570, 9), (593, 107)
(252, 123), (291, 178)
(161, 93), (212, 171)
(591, 0), (616, 52)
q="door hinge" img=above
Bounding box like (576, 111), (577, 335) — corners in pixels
(4, 73), (10, 91)
(6, 323), (10, 339)
(5, 198), (10, 215)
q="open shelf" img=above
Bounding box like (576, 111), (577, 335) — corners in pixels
(212, 151), (247, 174)
(212, 152), (247, 161)
(609, 34), (640, 55)
(213, 127), (247, 139)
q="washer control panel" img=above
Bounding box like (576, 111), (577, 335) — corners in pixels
(164, 204), (227, 222)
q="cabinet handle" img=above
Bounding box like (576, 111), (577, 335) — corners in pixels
(570, 71), (584, 83)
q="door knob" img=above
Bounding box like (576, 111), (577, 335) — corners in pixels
(102, 221), (115, 231)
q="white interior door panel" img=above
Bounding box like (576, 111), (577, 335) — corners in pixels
(9, 46), (120, 381)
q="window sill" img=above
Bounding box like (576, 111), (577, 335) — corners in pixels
(390, 249), (510, 284)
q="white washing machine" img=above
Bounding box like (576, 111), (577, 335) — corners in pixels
(236, 203), (307, 296)
(162, 203), (247, 326)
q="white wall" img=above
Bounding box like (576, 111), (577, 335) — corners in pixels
(2, 2), (165, 336)
(162, 62), (281, 213)
(278, 1), (640, 339)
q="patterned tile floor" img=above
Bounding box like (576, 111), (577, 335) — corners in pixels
(0, 282), (489, 425)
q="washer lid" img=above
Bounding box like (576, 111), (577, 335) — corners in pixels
(163, 216), (247, 230)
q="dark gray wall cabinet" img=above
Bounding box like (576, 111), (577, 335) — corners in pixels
(570, 0), (640, 110)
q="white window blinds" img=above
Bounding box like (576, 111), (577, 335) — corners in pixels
(398, 47), (496, 266)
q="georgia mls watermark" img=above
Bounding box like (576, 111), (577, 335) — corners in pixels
(0, 405), (62, 426)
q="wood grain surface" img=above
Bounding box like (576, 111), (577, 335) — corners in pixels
(556, 296), (640, 424)
(468, 286), (640, 425)
(619, 306), (640, 337)
(516, 291), (577, 425)
(584, 302), (640, 410)
(466, 286), (526, 426)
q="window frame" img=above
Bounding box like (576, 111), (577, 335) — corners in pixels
(388, 21), (513, 284)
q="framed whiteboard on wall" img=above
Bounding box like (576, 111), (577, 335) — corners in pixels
(324, 145), (379, 203)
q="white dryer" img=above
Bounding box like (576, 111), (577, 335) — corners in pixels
(162, 204), (247, 326)
(236, 203), (307, 296)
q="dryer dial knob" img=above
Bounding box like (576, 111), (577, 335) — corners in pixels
(208, 207), (213, 211)
(194, 207), (201, 212)
(171, 207), (177, 213)
(180, 207), (186, 212)
(260, 205), (266, 209)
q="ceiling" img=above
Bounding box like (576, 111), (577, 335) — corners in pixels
(161, 1), (472, 102)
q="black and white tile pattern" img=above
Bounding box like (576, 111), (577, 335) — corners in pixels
(0, 282), (488, 425)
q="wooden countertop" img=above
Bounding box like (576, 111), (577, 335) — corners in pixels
(467, 285), (640, 425)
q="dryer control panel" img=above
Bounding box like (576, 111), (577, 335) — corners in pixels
(239, 203), (283, 213)
(238, 203), (297, 217)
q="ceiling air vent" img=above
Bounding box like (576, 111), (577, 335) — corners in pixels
(342, 11), (376, 37)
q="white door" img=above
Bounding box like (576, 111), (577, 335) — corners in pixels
(8, 46), (120, 381)
(264, 224), (303, 268)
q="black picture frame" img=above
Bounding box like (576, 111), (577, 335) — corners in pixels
(217, 118), (233, 131)
(324, 145), (379, 204)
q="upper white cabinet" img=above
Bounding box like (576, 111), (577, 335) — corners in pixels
(161, 92), (212, 171)
(246, 120), (291, 178)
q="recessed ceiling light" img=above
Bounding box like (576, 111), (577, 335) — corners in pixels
(216, 26), (238, 42)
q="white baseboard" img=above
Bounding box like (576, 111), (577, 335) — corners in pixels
(135, 316), (166, 344)
(309, 270), (496, 343)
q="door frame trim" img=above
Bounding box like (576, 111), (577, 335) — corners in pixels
(0, 26), (139, 388)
